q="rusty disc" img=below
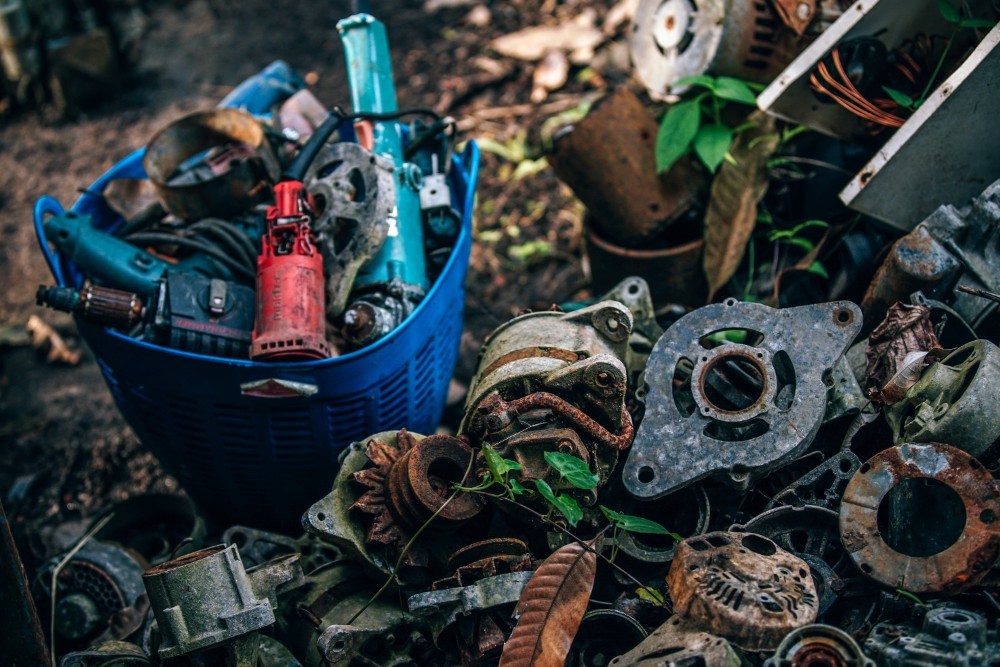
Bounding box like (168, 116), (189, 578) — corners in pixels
(839, 442), (1000, 595)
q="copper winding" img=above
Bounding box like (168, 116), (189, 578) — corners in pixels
(809, 47), (908, 130)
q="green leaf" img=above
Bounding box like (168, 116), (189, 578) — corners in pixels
(937, 0), (961, 23)
(807, 261), (829, 279)
(509, 479), (527, 495)
(482, 446), (521, 483)
(779, 236), (815, 251)
(655, 100), (701, 174)
(693, 124), (734, 173)
(895, 588), (926, 606)
(544, 451), (599, 489)
(714, 77), (758, 105)
(960, 17), (996, 27)
(533, 480), (584, 527)
(600, 506), (682, 540)
(882, 86), (915, 109)
(673, 74), (716, 91)
(636, 586), (665, 605)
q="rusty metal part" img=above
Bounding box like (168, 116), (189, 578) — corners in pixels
(765, 450), (861, 511)
(350, 430), (484, 564)
(865, 303), (940, 393)
(566, 609), (648, 667)
(734, 506), (854, 617)
(865, 604), (1000, 667)
(772, 0), (818, 36)
(143, 108), (280, 221)
(586, 224), (707, 309)
(303, 141), (395, 318)
(547, 88), (708, 246)
(624, 299), (862, 498)
(608, 615), (743, 667)
(462, 301), (634, 500)
(862, 180), (1000, 336)
(630, 0), (813, 98)
(667, 531), (819, 651)
(765, 624), (873, 667)
(885, 341), (1000, 460)
(840, 442), (1000, 595)
(0, 498), (50, 666)
(432, 538), (534, 589)
(478, 392), (634, 451)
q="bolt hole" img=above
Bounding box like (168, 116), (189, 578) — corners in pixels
(981, 509), (997, 524)
(836, 309), (852, 323)
(839, 457), (854, 474)
(637, 466), (655, 484)
(861, 563), (872, 573)
(859, 463), (870, 474)
(316, 512), (326, 522)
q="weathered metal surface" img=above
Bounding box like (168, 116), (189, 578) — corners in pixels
(623, 299), (862, 499)
(350, 431), (483, 565)
(864, 303), (940, 393)
(303, 141), (394, 318)
(546, 88), (707, 246)
(608, 615), (743, 667)
(0, 498), (50, 667)
(839, 442), (1000, 595)
(734, 506), (852, 616)
(586, 225), (707, 308)
(142, 544), (299, 659)
(862, 179), (1000, 332)
(765, 450), (861, 511)
(865, 604), (1000, 666)
(462, 302), (634, 500)
(765, 624), (873, 667)
(885, 341), (1000, 459)
(667, 531), (819, 651)
(143, 108), (280, 221)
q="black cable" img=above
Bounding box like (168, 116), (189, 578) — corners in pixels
(124, 233), (255, 283)
(188, 218), (258, 268)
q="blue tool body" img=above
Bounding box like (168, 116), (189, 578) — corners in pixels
(338, 13), (428, 292)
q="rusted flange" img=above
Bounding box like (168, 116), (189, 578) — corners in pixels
(667, 531), (819, 651)
(839, 442), (1000, 595)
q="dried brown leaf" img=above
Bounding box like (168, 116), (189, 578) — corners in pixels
(499, 541), (597, 667)
(702, 112), (778, 300)
(26, 315), (80, 366)
(490, 11), (603, 62)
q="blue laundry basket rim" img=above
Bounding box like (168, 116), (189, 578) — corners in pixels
(35, 141), (479, 371)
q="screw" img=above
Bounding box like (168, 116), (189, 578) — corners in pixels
(595, 371), (612, 387)
(606, 317), (619, 331)
(796, 2), (811, 19)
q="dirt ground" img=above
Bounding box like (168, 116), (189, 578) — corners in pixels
(0, 0), (622, 557)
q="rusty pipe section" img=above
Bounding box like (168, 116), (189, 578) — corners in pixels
(477, 392), (634, 451)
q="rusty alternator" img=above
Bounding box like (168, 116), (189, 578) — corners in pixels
(460, 301), (635, 501)
(623, 299), (861, 499)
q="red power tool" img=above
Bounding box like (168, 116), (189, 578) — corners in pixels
(250, 179), (330, 360)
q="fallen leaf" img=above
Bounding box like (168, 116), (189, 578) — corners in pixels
(877, 348), (951, 405)
(499, 541), (597, 667)
(603, 0), (639, 35)
(26, 315), (81, 366)
(102, 178), (162, 221)
(490, 11), (603, 62)
(702, 112), (778, 299)
(531, 50), (569, 103)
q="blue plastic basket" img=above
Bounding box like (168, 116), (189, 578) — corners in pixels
(34, 141), (479, 531)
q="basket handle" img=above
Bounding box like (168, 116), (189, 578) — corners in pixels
(240, 378), (319, 398)
(34, 196), (67, 287)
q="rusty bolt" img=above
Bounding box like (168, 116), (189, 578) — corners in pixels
(595, 371), (612, 387)
(606, 317), (619, 331)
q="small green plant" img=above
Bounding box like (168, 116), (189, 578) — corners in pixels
(477, 129), (548, 181)
(883, 0), (996, 111)
(655, 75), (763, 174)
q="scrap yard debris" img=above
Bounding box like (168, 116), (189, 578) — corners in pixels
(3, 0), (1000, 665)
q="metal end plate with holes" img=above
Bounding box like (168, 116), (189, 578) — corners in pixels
(304, 141), (396, 318)
(839, 442), (1000, 595)
(623, 299), (862, 499)
(667, 531), (819, 651)
(865, 604), (1000, 666)
(609, 615), (743, 667)
(765, 623), (874, 667)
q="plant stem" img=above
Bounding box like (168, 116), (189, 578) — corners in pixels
(920, 30), (957, 102)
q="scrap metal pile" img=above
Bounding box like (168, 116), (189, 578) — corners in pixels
(10, 0), (1000, 666)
